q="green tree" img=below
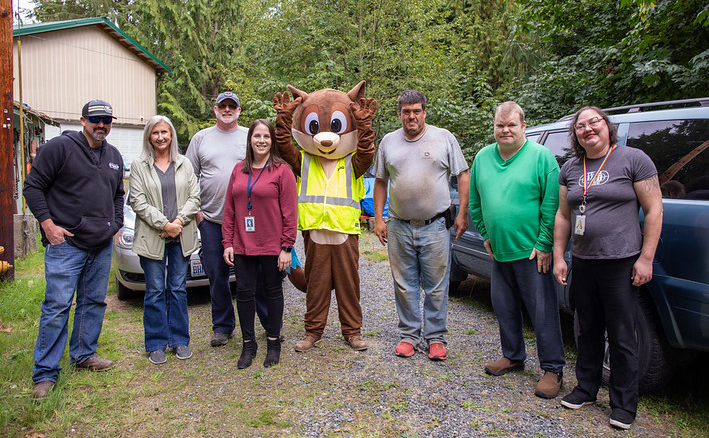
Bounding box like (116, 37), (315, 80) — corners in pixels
(513, 0), (709, 121)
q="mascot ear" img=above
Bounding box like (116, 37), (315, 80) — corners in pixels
(287, 84), (309, 101)
(347, 80), (366, 102)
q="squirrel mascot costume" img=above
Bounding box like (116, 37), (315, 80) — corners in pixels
(273, 81), (377, 352)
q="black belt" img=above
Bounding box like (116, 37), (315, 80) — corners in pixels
(402, 211), (446, 227)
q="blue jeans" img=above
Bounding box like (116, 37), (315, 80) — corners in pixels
(33, 240), (113, 383)
(490, 258), (565, 374)
(387, 217), (450, 345)
(139, 242), (190, 352)
(198, 219), (270, 335)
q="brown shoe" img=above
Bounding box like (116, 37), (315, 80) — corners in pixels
(346, 335), (368, 351)
(31, 381), (54, 400)
(294, 333), (321, 352)
(535, 371), (563, 399)
(75, 356), (114, 372)
(484, 357), (524, 376)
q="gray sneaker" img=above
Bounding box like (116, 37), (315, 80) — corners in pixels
(175, 345), (192, 360)
(148, 350), (167, 364)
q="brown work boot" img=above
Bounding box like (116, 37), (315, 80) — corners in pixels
(75, 356), (114, 372)
(484, 357), (524, 376)
(294, 333), (321, 352)
(346, 335), (368, 351)
(535, 371), (563, 399)
(31, 381), (54, 400)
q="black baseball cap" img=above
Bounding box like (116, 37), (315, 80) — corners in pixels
(82, 99), (116, 119)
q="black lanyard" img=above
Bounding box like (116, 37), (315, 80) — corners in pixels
(246, 166), (266, 213)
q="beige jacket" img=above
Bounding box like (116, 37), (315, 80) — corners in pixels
(129, 154), (200, 260)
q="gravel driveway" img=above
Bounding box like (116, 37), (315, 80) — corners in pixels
(108, 231), (675, 436)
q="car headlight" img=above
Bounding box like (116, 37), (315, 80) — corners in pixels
(115, 227), (134, 249)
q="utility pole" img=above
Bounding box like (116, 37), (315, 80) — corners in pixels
(0, 0), (14, 280)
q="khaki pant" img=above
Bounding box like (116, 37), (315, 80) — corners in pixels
(302, 231), (362, 337)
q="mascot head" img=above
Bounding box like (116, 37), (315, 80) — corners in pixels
(287, 81), (366, 160)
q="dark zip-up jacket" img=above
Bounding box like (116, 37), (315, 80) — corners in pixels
(24, 130), (125, 252)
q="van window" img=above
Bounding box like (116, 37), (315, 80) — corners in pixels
(527, 134), (541, 144)
(541, 130), (575, 166)
(627, 120), (709, 199)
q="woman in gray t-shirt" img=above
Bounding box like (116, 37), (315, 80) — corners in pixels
(552, 106), (663, 430)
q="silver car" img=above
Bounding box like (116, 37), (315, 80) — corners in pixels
(113, 199), (226, 300)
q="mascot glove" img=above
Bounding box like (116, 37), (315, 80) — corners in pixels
(350, 98), (378, 130)
(273, 91), (302, 118)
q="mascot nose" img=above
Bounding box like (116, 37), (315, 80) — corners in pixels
(314, 132), (340, 151)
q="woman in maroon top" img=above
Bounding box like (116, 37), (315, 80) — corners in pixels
(222, 119), (297, 368)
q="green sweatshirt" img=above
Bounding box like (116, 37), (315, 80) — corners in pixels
(469, 139), (559, 262)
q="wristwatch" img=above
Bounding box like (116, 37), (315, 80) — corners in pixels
(281, 246), (292, 252)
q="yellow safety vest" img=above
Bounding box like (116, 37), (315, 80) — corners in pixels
(297, 152), (364, 234)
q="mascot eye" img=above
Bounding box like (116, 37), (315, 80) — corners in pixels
(304, 112), (320, 135)
(330, 111), (347, 134)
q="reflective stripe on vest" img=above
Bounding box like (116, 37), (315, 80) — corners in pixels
(297, 153), (364, 234)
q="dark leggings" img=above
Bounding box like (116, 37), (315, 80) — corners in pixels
(233, 255), (284, 341)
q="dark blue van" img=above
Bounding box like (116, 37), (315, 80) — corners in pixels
(450, 98), (709, 393)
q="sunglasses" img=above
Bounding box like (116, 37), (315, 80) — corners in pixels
(87, 116), (114, 124)
(218, 103), (238, 110)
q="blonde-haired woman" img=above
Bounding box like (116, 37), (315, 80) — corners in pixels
(130, 115), (200, 364)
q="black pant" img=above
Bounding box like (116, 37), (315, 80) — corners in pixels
(571, 256), (639, 418)
(233, 255), (284, 341)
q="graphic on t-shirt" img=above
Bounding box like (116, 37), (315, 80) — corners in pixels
(577, 170), (609, 187)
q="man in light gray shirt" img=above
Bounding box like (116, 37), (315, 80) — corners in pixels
(186, 92), (270, 347)
(373, 90), (469, 361)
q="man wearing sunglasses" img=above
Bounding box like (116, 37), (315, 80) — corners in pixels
(186, 92), (275, 348)
(24, 99), (125, 400)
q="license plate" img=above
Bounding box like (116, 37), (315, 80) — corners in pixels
(190, 259), (205, 277)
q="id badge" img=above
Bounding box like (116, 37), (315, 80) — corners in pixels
(245, 216), (255, 232)
(574, 215), (586, 235)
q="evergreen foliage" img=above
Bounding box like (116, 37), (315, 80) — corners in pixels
(29, 0), (709, 157)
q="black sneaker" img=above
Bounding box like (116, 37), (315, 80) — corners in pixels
(560, 388), (596, 409)
(148, 350), (167, 365)
(175, 345), (192, 360)
(610, 409), (634, 430)
(210, 332), (232, 347)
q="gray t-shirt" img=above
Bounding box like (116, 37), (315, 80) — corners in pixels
(374, 125), (468, 220)
(558, 146), (657, 259)
(185, 125), (248, 223)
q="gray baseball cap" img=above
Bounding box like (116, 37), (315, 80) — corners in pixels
(216, 91), (240, 107)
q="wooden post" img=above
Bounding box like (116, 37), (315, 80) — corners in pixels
(0, 0), (14, 280)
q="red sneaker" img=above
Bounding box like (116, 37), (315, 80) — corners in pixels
(395, 341), (415, 357)
(428, 342), (447, 361)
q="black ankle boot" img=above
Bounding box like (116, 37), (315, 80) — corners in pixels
(264, 338), (281, 368)
(237, 340), (257, 369)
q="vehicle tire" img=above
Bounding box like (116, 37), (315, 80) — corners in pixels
(449, 279), (462, 296)
(573, 292), (676, 394)
(116, 276), (141, 301)
(448, 259), (467, 297)
(629, 293), (676, 393)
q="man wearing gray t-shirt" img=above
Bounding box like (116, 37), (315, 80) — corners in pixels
(373, 90), (470, 361)
(186, 92), (269, 347)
